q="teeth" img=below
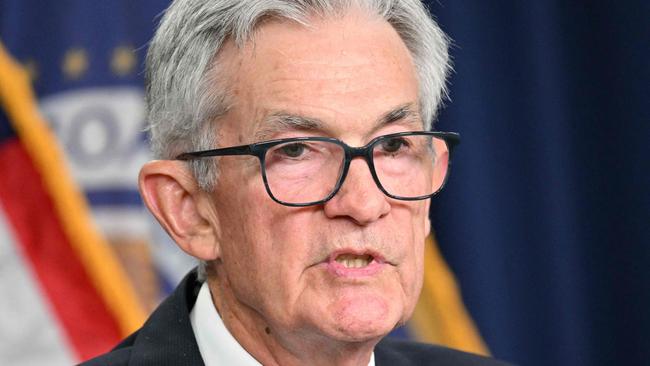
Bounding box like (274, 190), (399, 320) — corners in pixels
(335, 254), (372, 268)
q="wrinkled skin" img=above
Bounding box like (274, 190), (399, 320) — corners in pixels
(192, 11), (430, 366)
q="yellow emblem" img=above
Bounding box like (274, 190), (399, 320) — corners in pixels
(111, 46), (136, 77)
(63, 48), (88, 80)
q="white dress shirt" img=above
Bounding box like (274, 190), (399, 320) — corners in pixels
(190, 282), (376, 366)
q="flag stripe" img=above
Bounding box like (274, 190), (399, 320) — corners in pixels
(0, 42), (145, 339)
(0, 139), (122, 360)
(0, 205), (77, 366)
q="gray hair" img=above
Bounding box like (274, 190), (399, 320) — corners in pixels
(146, 0), (451, 187)
(145, 0), (451, 279)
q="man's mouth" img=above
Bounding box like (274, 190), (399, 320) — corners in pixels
(324, 251), (387, 277)
(334, 253), (373, 268)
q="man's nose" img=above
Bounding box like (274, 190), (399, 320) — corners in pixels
(323, 158), (391, 225)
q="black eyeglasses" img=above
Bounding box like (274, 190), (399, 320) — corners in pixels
(176, 131), (459, 207)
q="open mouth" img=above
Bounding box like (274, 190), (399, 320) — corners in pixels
(334, 253), (373, 268)
(325, 251), (386, 277)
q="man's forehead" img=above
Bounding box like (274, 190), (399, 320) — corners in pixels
(217, 12), (420, 143)
(220, 12), (415, 81)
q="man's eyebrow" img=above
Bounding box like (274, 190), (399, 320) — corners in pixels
(254, 104), (420, 142)
(373, 103), (422, 131)
(254, 113), (324, 141)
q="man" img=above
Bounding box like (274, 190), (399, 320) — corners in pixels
(85, 0), (510, 365)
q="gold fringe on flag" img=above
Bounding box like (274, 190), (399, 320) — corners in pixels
(409, 233), (490, 355)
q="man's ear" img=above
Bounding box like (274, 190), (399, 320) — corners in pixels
(138, 160), (220, 261)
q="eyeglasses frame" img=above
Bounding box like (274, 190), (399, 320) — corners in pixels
(176, 131), (460, 207)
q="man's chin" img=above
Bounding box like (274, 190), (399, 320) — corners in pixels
(330, 323), (395, 344)
(322, 294), (402, 343)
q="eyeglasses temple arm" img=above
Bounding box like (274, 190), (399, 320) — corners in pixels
(175, 145), (253, 160)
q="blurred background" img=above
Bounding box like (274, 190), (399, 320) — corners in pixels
(0, 1), (648, 365)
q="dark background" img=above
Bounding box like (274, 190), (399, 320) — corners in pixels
(428, 2), (650, 365)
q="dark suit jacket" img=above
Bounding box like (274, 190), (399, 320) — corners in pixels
(82, 270), (512, 366)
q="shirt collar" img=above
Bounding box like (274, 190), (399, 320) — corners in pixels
(189, 281), (375, 366)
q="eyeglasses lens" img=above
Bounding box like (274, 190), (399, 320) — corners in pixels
(263, 134), (449, 205)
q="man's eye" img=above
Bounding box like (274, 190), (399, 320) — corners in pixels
(379, 137), (409, 153)
(279, 143), (307, 158)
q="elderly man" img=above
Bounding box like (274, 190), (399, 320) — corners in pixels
(85, 0), (510, 365)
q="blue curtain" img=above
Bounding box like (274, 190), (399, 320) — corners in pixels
(427, 2), (650, 365)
